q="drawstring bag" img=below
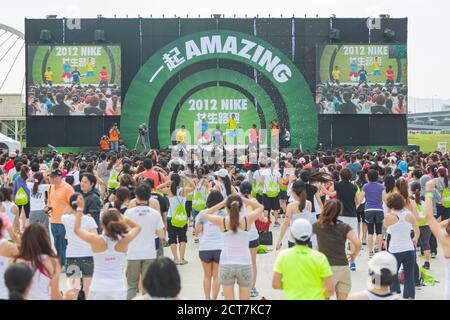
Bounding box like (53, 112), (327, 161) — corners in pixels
(442, 188), (450, 208)
(192, 188), (207, 212)
(266, 180), (280, 198)
(107, 170), (119, 190)
(15, 187), (29, 206)
(171, 196), (188, 228)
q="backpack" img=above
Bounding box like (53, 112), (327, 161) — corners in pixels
(107, 170), (119, 190)
(399, 262), (422, 287)
(171, 194), (188, 228)
(442, 188), (450, 208)
(15, 186), (29, 206)
(266, 172), (280, 198)
(192, 184), (207, 212)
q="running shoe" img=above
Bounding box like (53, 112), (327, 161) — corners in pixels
(349, 262), (356, 271)
(369, 252), (374, 259)
(194, 238), (199, 243)
(174, 258), (180, 265)
(431, 252), (437, 259)
(250, 288), (259, 298)
(362, 241), (367, 246)
(274, 222), (281, 227)
(180, 259), (188, 265)
(422, 261), (430, 270)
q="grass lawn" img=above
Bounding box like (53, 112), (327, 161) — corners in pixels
(408, 134), (450, 153)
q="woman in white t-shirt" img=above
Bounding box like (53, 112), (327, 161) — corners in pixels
(74, 208), (141, 300)
(28, 173), (50, 234)
(62, 193), (98, 299)
(195, 190), (226, 300)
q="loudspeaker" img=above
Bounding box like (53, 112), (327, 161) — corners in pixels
(94, 29), (106, 42)
(39, 29), (52, 42)
(329, 28), (341, 41)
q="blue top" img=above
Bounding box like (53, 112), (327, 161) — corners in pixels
(200, 121), (208, 133)
(362, 182), (384, 211)
(350, 62), (358, 72)
(359, 69), (367, 80)
(398, 161), (408, 175)
(63, 63), (71, 73)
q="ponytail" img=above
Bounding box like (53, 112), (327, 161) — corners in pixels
(32, 172), (44, 196)
(170, 174), (181, 196)
(102, 209), (128, 241)
(226, 195), (243, 233)
(223, 176), (232, 196)
(20, 165), (29, 181)
(291, 181), (306, 212)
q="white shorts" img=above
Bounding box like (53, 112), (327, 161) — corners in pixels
(339, 216), (358, 233)
(88, 290), (126, 300)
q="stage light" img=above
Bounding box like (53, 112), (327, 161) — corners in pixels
(379, 14), (391, 19)
(213, 14), (221, 19)
(39, 29), (52, 43)
(329, 28), (341, 41)
(46, 15), (57, 19)
(97, 14), (102, 19)
(383, 28), (396, 41)
(331, 14), (336, 18)
(94, 29), (106, 42)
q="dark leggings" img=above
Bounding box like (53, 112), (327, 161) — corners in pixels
(18, 203), (31, 219)
(367, 223), (383, 235)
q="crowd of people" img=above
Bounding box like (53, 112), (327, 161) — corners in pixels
(316, 83), (408, 114)
(0, 145), (449, 300)
(27, 85), (122, 116)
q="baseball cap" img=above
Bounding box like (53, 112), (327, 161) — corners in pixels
(9, 152), (16, 158)
(49, 169), (62, 177)
(290, 218), (313, 241)
(214, 168), (228, 178)
(287, 152), (293, 159)
(368, 251), (398, 275)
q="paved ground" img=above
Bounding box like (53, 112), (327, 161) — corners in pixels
(59, 217), (448, 300)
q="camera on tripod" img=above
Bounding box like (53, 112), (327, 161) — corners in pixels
(138, 123), (148, 135)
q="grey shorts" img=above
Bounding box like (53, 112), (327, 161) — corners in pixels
(219, 264), (252, 287)
(29, 210), (49, 233)
(365, 210), (384, 224)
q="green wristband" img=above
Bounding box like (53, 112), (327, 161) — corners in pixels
(425, 192), (433, 199)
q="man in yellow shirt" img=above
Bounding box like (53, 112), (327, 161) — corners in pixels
(86, 58), (95, 78)
(332, 66), (341, 85)
(372, 57), (381, 77)
(44, 67), (53, 86)
(228, 113), (237, 139)
(272, 219), (334, 300)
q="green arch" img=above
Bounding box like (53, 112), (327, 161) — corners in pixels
(122, 29), (317, 149)
(158, 69), (278, 147)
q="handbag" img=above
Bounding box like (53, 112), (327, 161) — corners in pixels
(258, 231), (273, 246)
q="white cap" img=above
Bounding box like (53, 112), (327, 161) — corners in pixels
(290, 218), (312, 241)
(368, 251), (398, 275)
(287, 152), (293, 159)
(214, 168), (228, 178)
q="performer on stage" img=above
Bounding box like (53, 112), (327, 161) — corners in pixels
(200, 115), (208, 144)
(228, 113), (237, 139)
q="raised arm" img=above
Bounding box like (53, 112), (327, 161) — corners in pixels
(74, 211), (102, 246)
(241, 196), (264, 224)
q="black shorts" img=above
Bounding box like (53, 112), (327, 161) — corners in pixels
(365, 210), (384, 224)
(65, 256), (94, 277)
(249, 238), (260, 248)
(256, 194), (263, 204)
(279, 190), (288, 201)
(18, 203), (31, 219)
(199, 250), (221, 263)
(357, 211), (366, 223)
(185, 200), (192, 218)
(167, 220), (188, 244)
(263, 194), (280, 212)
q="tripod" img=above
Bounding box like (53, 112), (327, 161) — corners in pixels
(134, 133), (150, 152)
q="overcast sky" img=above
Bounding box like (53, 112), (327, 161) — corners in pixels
(1, 0), (449, 100)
